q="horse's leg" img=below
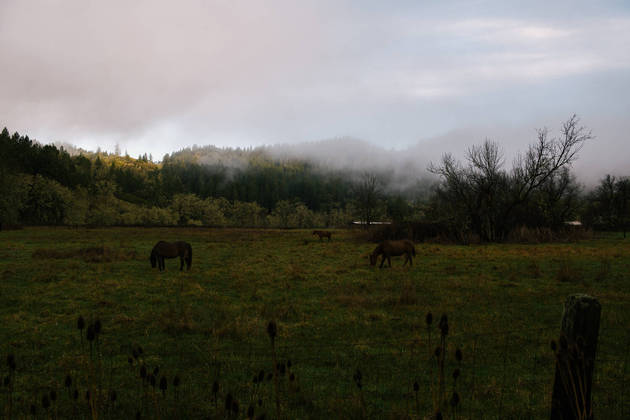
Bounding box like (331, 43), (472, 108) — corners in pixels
(180, 256), (184, 271)
(160, 256), (165, 271)
(379, 255), (385, 268)
(388, 255), (392, 267)
(403, 254), (408, 266)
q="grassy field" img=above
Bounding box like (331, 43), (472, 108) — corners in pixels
(1, 227), (629, 419)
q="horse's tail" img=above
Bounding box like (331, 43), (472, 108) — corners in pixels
(186, 243), (192, 268)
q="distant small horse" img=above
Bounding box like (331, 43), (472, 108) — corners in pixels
(370, 240), (415, 268)
(312, 230), (332, 241)
(150, 241), (192, 271)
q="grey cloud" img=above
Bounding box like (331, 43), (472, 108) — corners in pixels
(0, 1), (628, 183)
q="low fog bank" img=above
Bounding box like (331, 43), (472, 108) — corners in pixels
(416, 117), (630, 188)
(265, 138), (436, 195)
(36, 115), (630, 195)
(263, 116), (629, 194)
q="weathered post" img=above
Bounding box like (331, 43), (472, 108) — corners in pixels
(551, 294), (601, 420)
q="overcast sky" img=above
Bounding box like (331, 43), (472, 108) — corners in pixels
(1, 1), (629, 181)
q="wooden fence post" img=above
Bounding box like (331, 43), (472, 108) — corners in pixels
(550, 294), (601, 420)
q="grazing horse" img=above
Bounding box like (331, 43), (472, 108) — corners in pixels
(312, 230), (332, 241)
(369, 240), (416, 268)
(150, 241), (192, 271)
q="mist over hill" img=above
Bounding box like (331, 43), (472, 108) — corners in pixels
(32, 112), (630, 194)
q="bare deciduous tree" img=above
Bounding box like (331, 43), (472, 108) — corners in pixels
(429, 115), (592, 241)
(354, 172), (383, 229)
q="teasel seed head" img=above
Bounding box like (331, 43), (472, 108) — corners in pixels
(153, 366), (159, 376)
(132, 348), (139, 360)
(550, 340), (557, 352)
(425, 312), (433, 326)
(137, 346), (143, 355)
(267, 321), (277, 340)
(140, 365), (147, 379)
(439, 314), (448, 337)
(278, 362), (286, 375)
(86, 325), (95, 342)
(42, 395), (50, 410)
(110, 390), (117, 402)
(413, 381), (419, 392)
(94, 319), (102, 335)
(450, 391), (460, 407)
(290, 373), (295, 382)
(73, 389), (79, 400)
(160, 376), (167, 393)
(50, 389), (57, 402)
(86, 390), (90, 401)
(77, 316), (85, 331)
(149, 374), (156, 387)
(452, 368), (460, 380)
(455, 347), (463, 362)
(287, 359), (292, 369)
(7, 354), (16, 371)
(173, 375), (180, 388)
(353, 369), (362, 389)
(64, 374), (72, 388)
(258, 370), (265, 382)
(434, 347), (442, 359)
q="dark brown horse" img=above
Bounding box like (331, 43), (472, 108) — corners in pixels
(150, 241), (192, 271)
(369, 240), (416, 268)
(312, 230), (332, 241)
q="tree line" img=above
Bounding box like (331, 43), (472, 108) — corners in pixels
(426, 116), (629, 241)
(0, 127), (418, 229)
(1, 116), (628, 239)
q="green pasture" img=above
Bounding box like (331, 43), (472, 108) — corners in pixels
(1, 227), (629, 418)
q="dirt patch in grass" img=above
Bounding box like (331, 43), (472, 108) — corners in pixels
(32, 245), (139, 263)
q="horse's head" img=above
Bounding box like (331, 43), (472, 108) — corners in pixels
(150, 250), (157, 268)
(369, 253), (377, 266)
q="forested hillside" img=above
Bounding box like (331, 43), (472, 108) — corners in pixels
(0, 127), (421, 228)
(2, 121), (627, 239)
